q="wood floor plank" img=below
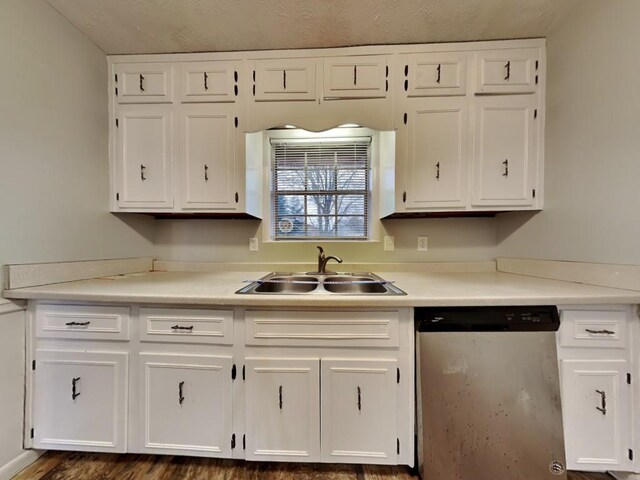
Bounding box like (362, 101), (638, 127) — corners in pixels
(12, 452), (613, 480)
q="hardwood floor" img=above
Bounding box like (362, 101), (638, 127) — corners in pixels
(13, 451), (614, 480)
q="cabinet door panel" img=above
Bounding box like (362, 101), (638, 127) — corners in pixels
(405, 53), (467, 96)
(561, 359), (631, 471)
(472, 95), (536, 206)
(116, 104), (173, 209)
(324, 56), (387, 99)
(180, 61), (239, 103)
(180, 104), (236, 209)
(245, 358), (320, 462)
(255, 59), (316, 101)
(33, 350), (128, 452)
(407, 98), (467, 208)
(115, 63), (173, 104)
(139, 354), (232, 456)
(321, 359), (397, 464)
(476, 48), (539, 94)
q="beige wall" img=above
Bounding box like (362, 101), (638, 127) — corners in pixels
(497, 1), (640, 265)
(154, 217), (498, 263)
(0, 0), (154, 291)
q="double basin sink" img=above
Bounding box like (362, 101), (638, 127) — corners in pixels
(236, 272), (406, 296)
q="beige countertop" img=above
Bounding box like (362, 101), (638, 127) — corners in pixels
(3, 270), (640, 307)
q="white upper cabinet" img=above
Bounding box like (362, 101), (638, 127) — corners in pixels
(115, 63), (174, 104)
(404, 53), (467, 97)
(115, 104), (174, 209)
(323, 55), (388, 99)
(138, 353), (233, 457)
(254, 58), (317, 101)
(472, 95), (537, 207)
(245, 358), (320, 462)
(180, 61), (240, 103)
(405, 97), (468, 209)
(321, 359), (398, 464)
(476, 48), (539, 94)
(179, 104), (237, 210)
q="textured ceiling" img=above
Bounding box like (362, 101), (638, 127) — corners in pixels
(45, 0), (579, 55)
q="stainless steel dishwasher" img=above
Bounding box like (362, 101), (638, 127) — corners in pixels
(415, 306), (567, 480)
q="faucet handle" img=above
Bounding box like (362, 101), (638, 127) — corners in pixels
(317, 246), (325, 257)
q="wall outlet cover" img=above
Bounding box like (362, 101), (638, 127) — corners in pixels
(249, 237), (259, 251)
(384, 236), (395, 251)
(418, 237), (428, 251)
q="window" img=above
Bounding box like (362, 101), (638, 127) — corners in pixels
(270, 136), (371, 240)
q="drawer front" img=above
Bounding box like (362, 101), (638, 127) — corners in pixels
(36, 304), (130, 341)
(323, 56), (388, 99)
(180, 61), (239, 103)
(140, 308), (233, 344)
(405, 53), (467, 96)
(245, 310), (399, 347)
(254, 59), (317, 101)
(115, 63), (174, 103)
(476, 49), (539, 94)
(559, 309), (627, 349)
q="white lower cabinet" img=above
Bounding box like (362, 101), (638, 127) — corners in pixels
(33, 350), (129, 453)
(244, 358), (320, 462)
(561, 359), (631, 470)
(138, 353), (233, 457)
(321, 359), (398, 464)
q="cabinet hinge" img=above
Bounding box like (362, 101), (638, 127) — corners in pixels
(397, 438), (400, 455)
(30, 428), (34, 439)
(534, 109), (537, 119)
(535, 60), (539, 70)
(535, 75), (539, 85)
(403, 113), (407, 125)
(232, 364), (237, 380)
(397, 368), (400, 384)
(116, 118), (119, 127)
(628, 373), (632, 385)
(116, 192), (120, 202)
(630, 449), (634, 461)
(385, 79), (389, 92)
(234, 117), (239, 128)
(252, 84), (255, 96)
(115, 73), (118, 83)
(242, 434), (246, 450)
(402, 191), (406, 203)
(532, 189), (536, 199)
(115, 87), (118, 96)
(235, 192), (239, 203)
(32, 360), (36, 370)
(231, 433), (236, 449)
(253, 70), (256, 82)
(242, 365), (245, 381)
(404, 65), (408, 76)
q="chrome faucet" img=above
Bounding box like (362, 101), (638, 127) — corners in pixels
(315, 246), (343, 274)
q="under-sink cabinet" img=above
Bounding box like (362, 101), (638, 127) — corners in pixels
(26, 302), (414, 467)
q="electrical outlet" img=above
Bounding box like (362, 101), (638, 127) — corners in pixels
(249, 237), (259, 252)
(417, 237), (428, 251)
(384, 236), (395, 251)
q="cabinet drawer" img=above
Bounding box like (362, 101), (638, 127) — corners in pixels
(36, 304), (130, 341)
(404, 53), (467, 97)
(254, 58), (317, 101)
(245, 310), (399, 347)
(115, 63), (174, 104)
(323, 56), (388, 99)
(140, 308), (233, 344)
(180, 61), (240, 103)
(559, 309), (627, 349)
(476, 49), (539, 94)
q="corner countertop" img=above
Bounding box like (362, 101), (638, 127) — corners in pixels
(3, 270), (640, 307)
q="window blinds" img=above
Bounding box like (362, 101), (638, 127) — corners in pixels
(271, 137), (371, 240)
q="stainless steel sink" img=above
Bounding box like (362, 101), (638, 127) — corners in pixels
(236, 272), (406, 296)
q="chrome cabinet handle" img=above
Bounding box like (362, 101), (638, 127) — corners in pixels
(357, 386), (362, 411)
(179, 381), (185, 405)
(204, 164), (209, 182)
(436, 64), (441, 84)
(204, 72), (209, 91)
(140, 164), (146, 181)
(586, 328), (615, 335)
(504, 61), (511, 81)
(279, 385), (283, 410)
(436, 162), (440, 180)
(502, 159), (509, 177)
(171, 325), (194, 331)
(139, 74), (145, 91)
(65, 321), (90, 327)
(595, 389), (607, 415)
(72, 377), (81, 400)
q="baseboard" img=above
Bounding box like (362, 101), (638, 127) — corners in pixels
(610, 472), (640, 480)
(0, 450), (44, 480)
